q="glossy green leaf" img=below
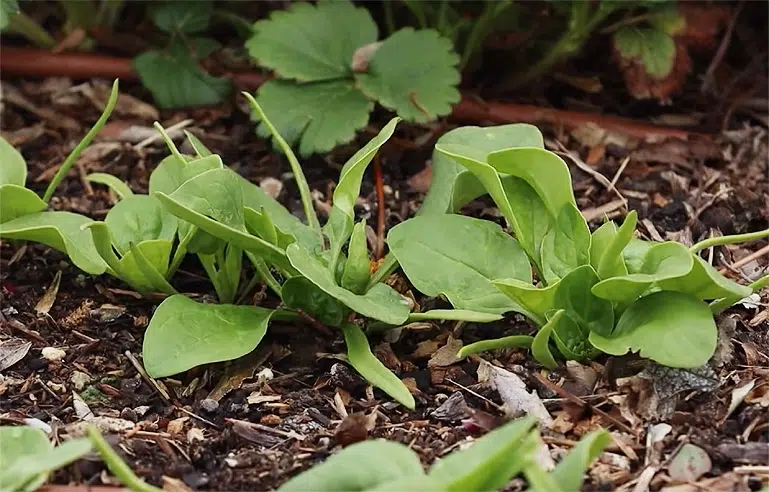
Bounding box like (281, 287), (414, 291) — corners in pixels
(341, 323), (415, 409)
(143, 295), (274, 377)
(0, 426), (92, 492)
(428, 416), (537, 491)
(540, 203), (591, 284)
(0, 212), (106, 274)
(658, 255), (753, 301)
(0, 184), (46, 223)
(0, 135), (26, 187)
(287, 243), (410, 325)
(366, 475), (445, 492)
(550, 429), (611, 491)
(591, 241), (693, 302)
(243, 207), (296, 250)
(408, 310), (503, 323)
(532, 310), (563, 369)
(493, 278), (558, 326)
(198, 244), (242, 304)
(550, 311), (599, 362)
(184, 130), (212, 157)
(419, 123), (544, 216)
(501, 177), (553, 269)
(282, 276), (347, 327)
(614, 26), (675, 78)
(86, 172), (134, 199)
(149, 154), (223, 196)
(340, 221), (370, 295)
(554, 265), (613, 337)
(458, 335), (534, 358)
(388, 214), (531, 315)
(105, 194), (177, 256)
(151, 0), (212, 33)
(589, 291), (717, 367)
(128, 241), (177, 294)
(277, 440), (423, 492)
(622, 237), (654, 273)
(590, 212), (637, 280)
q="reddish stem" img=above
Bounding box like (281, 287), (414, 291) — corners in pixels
(373, 154), (386, 260)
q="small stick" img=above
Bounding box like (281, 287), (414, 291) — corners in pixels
(373, 154), (386, 260)
(123, 350), (171, 403)
(719, 244), (769, 275)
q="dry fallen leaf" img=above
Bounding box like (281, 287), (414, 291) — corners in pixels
(428, 335), (462, 368)
(35, 270), (61, 315)
(0, 338), (32, 372)
(477, 361), (553, 427)
(668, 443), (712, 483)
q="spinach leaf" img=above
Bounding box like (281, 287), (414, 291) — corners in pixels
(0, 135), (26, 187)
(277, 440), (424, 492)
(458, 335), (534, 358)
(0, 185), (46, 223)
(540, 203), (591, 284)
(149, 154), (223, 196)
(287, 243), (410, 325)
(86, 172), (134, 199)
(550, 429), (611, 491)
(419, 124), (544, 216)
(143, 294), (274, 378)
(388, 214), (532, 315)
(282, 276), (348, 326)
(554, 265), (614, 337)
(588, 291), (716, 368)
(591, 241), (693, 302)
(658, 255), (753, 301)
(500, 177), (553, 270)
(340, 221), (370, 295)
(341, 323), (415, 409)
(531, 309), (563, 369)
(492, 278), (559, 326)
(198, 244), (242, 304)
(0, 212), (107, 275)
(590, 211), (637, 280)
(104, 195), (177, 256)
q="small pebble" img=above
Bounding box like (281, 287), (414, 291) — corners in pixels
(260, 414), (281, 425)
(120, 407), (137, 422)
(200, 398), (219, 413)
(70, 371), (91, 391)
(133, 405), (150, 417)
(41, 347), (66, 362)
(120, 378), (142, 393)
(183, 472), (209, 489)
(259, 177), (283, 199)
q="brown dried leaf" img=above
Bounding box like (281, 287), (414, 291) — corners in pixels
(427, 335), (462, 368)
(0, 338), (32, 372)
(35, 271), (61, 315)
(668, 444), (712, 483)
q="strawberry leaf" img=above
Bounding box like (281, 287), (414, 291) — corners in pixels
(613, 26), (675, 78)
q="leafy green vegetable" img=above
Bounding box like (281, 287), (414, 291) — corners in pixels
(531, 310), (563, 369)
(143, 294), (274, 378)
(539, 203), (591, 284)
(0, 185), (46, 223)
(613, 26), (676, 78)
(340, 221), (370, 295)
(590, 211), (637, 280)
(341, 323), (415, 409)
(493, 278), (558, 326)
(589, 291), (717, 368)
(658, 255), (753, 301)
(151, 0), (212, 34)
(550, 429), (611, 491)
(554, 265), (613, 338)
(282, 276), (347, 327)
(388, 214), (532, 315)
(458, 335), (533, 359)
(0, 134), (26, 186)
(86, 172), (134, 199)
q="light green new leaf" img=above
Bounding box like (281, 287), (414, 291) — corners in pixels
(356, 28), (460, 122)
(287, 243), (409, 325)
(282, 276), (348, 327)
(184, 130), (212, 157)
(277, 440), (423, 492)
(591, 241), (693, 302)
(134, 49), (231, 109)
(0, 212), (106, 274)
(408, 310), (503, 323)
(590, 211), (637, 280)
(613, 26), (675, 78)
(540, 203), (591, 284)
(340, 221), (370, 294)
(658, 255), (753, 301)
(0, 426), (92, 492)
(86, 172), (134, 199)
(531, 310), (563, 369)
(551, 311), (598, 362)
(622, 237), (654, 273)
(388, 214), (531, 315)
(554, 265), (614, 337)
(0, 185), (46, 223)
(418, 123), (544, 216)
(143, 295), (274, 378)
(428, 416), (537, 491)
(493, 278), (558, 326)
(254, 79), (373, 157)
(550, 429), (611, 491)
(105, 194), (177, 256)
(341, 323), (415, 409)
(458, 335), (533, 359)
(0, 0), (20, 32)
(501, 177), (553, 268)
(0, 135), (26, 187)
(366, 475), (445, 492)
(149, 154), (223, 196)
(246, 0), (378, 82)
(589, 291), (717, 368)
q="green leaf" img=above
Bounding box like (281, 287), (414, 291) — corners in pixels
(613, 26), (675, 78)
(105, 195), (177, 256)
(253, 79), (373, 157)
(591, 241), (693, 302)
(154, 168), (291, 271)
(243, 207), (293, 250)
(246, 0), (378, 82)
(622, 237), (655, 273)
(419, 124), (544, 216)
(134, 49), (231, 109)
(540, 203), (591, 284)
(151, 0), (212, 34)
(149, 154), (223, 196)
(531, 310), (563, 369)
(0, 211), (106, 274)
(86, 172), (134, 199)
(277, 440), (423, 492)
(0, 426), (92, 492)
(197, 244), (242, 304)
(408, 310), (504, 323)
(126, 240), (177, 295)
(550, 429), (611, 491)
(287, 243), (410, 325)
(658, 255), (753, 301)
(0, 0), (20, 31)
(0, 135), (26, 186)
(341, 323), (415, 409)
(551, 311), (598, 362)
(356, 28), (460, 122)
(648, 4), (686, 35)
(501, 177), (553, 268)
(554, 265), (614, 337)
(282, 276), (348, 327)
(366, 475), (446, 492)
(340, 221), (370, 295)
(591, 211), (637, 280)
(0, 185), (46, 223)
(492, 278), (558, 326)
(589, 291), (717, 368)
(184, 131), (212, 157)
(143, 295), (274, 378)
(388, 214), (532, 315)
(458, 335), (534, 358)
(427, 416), (537, 491)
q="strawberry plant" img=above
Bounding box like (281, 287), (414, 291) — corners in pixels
(246, 0), (460, 156)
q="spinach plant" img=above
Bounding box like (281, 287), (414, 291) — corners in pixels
(246, 0), (460, 156)
(0, 80), (120, 276)
(388, 126), (769, 370)
(277, 416), (610, 492)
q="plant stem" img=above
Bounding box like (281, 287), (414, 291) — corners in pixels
(241, 92), (321, 235)
(383, 1), (395, 35)
(44, 79), (119, 203)
(690, 228), (769, 254)
(86, 426), (162, 492)
(750, 274), (769, 293)
(5, 12), (57, 49)
(245, 251), (282, 298)
(460, 0), (512, 71)
(365, 253), (398, 291)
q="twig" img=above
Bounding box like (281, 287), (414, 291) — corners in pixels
(224, 418), (305, 440)
(295, 309), (334, 337)
(373, 154), (386, 260)
(175, 406), (220, 429)
(135, 119), (194, 150)
(702, 1), (744, 94)
(551, 140), (627, 208)
(123, 350), (171, 403)
(581, 199), (626, 223)
(719, 244), (769, 275)
(609, 156), (631, 189)
(446, 378), (504, 411)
